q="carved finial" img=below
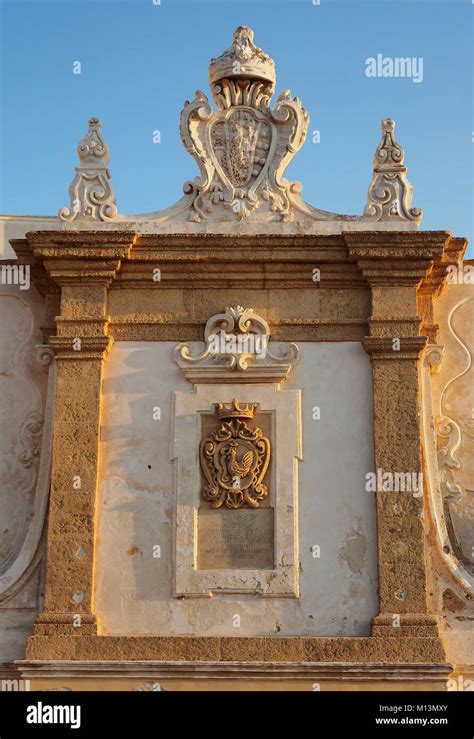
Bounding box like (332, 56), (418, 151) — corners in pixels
(59, 117), (118, 222)
(180, 27), (308, 223)
(208, 26), (276, 87)
(363, 118), (422, 224)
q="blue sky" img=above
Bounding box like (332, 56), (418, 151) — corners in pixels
(1, 0), (473, 256)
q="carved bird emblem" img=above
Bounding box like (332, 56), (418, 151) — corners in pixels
(226, 441), (254, 479)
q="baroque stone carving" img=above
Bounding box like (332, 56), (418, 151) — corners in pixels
(59, 117), (118, 222)
(0, 280), (54, 667)
(200, 400), (271, 509)
(422, 292), (474, 594)
(0, 296), (45, 577)
(18, 411), (43, 469)
(0, 339), (54, 603)
(174, 305), (299, 384)
(46, 28), (424, 228)
(433, 298), (473, 570)
(180, 27), (308, 222)
(364, 118), (422, 224)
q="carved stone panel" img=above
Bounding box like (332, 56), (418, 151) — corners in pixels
(172, 383), (301, 597)
(198, 508), (274, 570)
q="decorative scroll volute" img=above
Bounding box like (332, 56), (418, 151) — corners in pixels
(173, 305), (299, 384)
(180, 27), (308, 222)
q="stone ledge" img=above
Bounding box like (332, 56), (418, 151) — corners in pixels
(17, 659), (452, 683)
(25, 635), (447, 664)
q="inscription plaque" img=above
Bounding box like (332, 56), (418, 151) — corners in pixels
(198, 508), (274, 570)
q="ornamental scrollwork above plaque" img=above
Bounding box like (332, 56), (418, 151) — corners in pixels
(200, 400), (271, 509)
(173, 305), (299, 384)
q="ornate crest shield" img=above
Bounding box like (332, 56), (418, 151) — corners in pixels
(180, 27), (308, 222)
(200, 400), (271, 509)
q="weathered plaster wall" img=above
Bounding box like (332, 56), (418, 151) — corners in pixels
(0, 215), (59, 259)
(95, 341), (378, 636)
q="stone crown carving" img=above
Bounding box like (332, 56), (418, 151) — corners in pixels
(209, 26), (276, 86)
(174, 305), (299, 384)
(364, 118), (422, 224)
(180, 27), (308, 223)
(217, 399), (258, 419)
(59, 117), (118, 222)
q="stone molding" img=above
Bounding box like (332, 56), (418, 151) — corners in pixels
(419, 238), (467, 343)
(18, 658), (452, 691)
(363, 336), (428, 360)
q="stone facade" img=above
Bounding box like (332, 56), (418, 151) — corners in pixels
(0, 27), (472, 691)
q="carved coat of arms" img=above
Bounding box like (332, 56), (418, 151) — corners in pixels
(180, 26), (308, 222)
(200, 400), (271, 509)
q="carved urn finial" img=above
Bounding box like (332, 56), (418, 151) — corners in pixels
(59, 117), (118, 222)
(364, 118), (422, 224)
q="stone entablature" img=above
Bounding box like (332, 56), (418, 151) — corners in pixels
(13, 230), (457, 347)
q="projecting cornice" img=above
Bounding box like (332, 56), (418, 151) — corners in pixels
(19, 229), (462, 295)
(344, 231), (452, 286)
(24, 230), (137, 287)
(419, 236), (468, 297)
